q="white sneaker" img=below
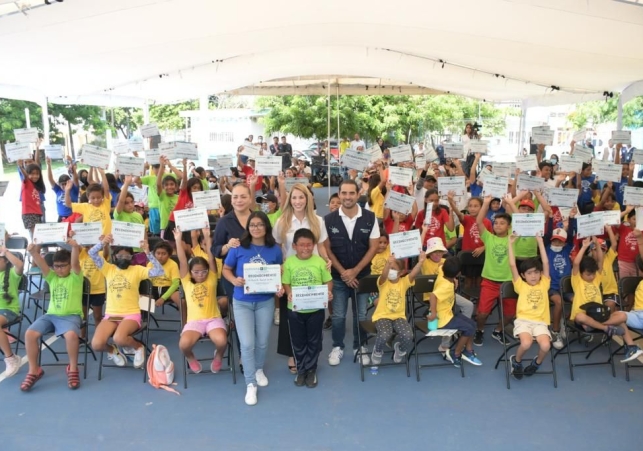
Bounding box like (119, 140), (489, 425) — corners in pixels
(245, 383), (258, 406)
(274, 308), (280, 326)
(3, 354), (21, 378)
(551, 332), (564, 350)
(354, 346), (371, 365)
(393, 342), (406, 363)
(255, 369), (269, 387)
(371, 349), (383, 365)
(328, 346), (344, 366)
(107, 345), (126, 367)
(133, 346), (145, 369)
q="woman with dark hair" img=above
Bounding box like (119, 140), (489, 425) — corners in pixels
(222, 211), (284, 406)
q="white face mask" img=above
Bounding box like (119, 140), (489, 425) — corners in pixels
(387, 269), (398, 281)
(550, 245), (563, 252)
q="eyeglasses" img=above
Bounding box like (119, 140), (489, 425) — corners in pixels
(191, 269), (209, 276)
(249, 223), (266, 229)
(53, 264), (69, 269)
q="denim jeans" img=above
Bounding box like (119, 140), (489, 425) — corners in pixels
(233, 298), (273, 386)
(331, 278), (368, 350)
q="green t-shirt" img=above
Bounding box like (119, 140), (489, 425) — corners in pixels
(0, 267), (21, 314)
(159, 191), (178, 230)
(512, 236), (537, 259)
(480, 229), (512, 282)
(267, 210), (282, 227)
(113, 210), (144, 225)
(200, 178), (209, 191)
(142, 172), (177, 209)
(45, 271), (84, 317)
(282, 254), (332, 312)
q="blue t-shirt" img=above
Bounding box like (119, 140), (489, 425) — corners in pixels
(109, 189), (120, 208)
(547, 244), (573, 292)
(53, 184), (79, 217)
(224, 244), (283, 302)
(470, 183), (483, 198)
(486, 206), (505, 223)
(578, 175), (595, 206)
(612, 176), (628, 211)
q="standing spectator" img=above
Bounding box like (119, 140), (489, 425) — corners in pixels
(350, 133), (365, 151)
(269, 136), (279, 155)
(340, 137), (350, 156)
(277, 136), (293, 171)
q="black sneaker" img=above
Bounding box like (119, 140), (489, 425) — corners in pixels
(294, 373), (306, 387)
(523, 358), (540, 377)
(323, 317), (332, 331)
(473, 330), (484, 347)
(491, 330), (510, 345)
(510, 355), (523, 380)
(305, 370), (318, 388)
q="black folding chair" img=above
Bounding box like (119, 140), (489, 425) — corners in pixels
(494, 282), (557, 389)
(28, 253), (55, 320)
(616, 277), (643, 381)
(0, 272), (29, 356)
(457, 250), (484, 302)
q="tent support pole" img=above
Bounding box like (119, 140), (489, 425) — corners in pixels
(336, 82), (340, 190)
(617, 96), (623, 131)
(41, 98), (50, 146)
(517, 101), (526, 155)
(327, 79), (331, 201)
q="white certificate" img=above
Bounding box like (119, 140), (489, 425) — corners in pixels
(285, 177), (299, 192)
(612, 130), (631, 145)
(469, 141), (488, 155)
(593, 161), (621, 183)
(5, 142), (32, 162)
(145, 148), (161, 165)
(573, 129), (587, 143)
(572, 144), (593, 163)
(576, 212), (604, 238)
(365, 144), (382, 162)
(111, 221), (146, 248)
(637, 209), (643, 231)
(512, 213), (545, 237)
(389, 144), (413, 164)
(437, 176), (466, 196)
(384, 190), (416, 215)
(140, 123), (160, 138)
(425, 146), (439, 162)
(388, 166), (413, 187)
(341, 149), (371, 171)
(559, 155), (583, 174)
(127, 185), (148, 204)
(0, 181), (8, 197)
(14, 128), (39, 143)
(254, 156), (282, 176)
(389, 230), (423, 259)
(70, 222), (102, 246)
(173, 142), (199, 160)
(44, 144), (64, 160)
(558, 207), (572, 220)
(128, 139), (145, 152)
(112, 141), (130, 155)
(0, 223), (5, 246)
(515, 155), (538, 173)
(516, 174), (545, 192)
(243, 264), (282, 294)
(158, 142), (177, 160)
(115, 155), (145, 176)
(79, 144), (111, 169)
(623, 186), (643, 206)
(291, 285), (328, 311)
(482, 175), (509, 199)
(492, 162), (515, 178)
(415, 155), (426, 169)
(632, 149), (643, 165)
(602, 210), (621, 226)
(444, 143), (464, 159)
(174, 207), (209, 231)
(33, 223), (68, 245)
(192, 190), (221, 210)
(240, 143), (260, 158)
(547, 188), (578, 207)
(532, 130), (554, 146)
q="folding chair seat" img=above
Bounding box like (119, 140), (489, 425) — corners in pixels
(615, 277), (643, 381)
(98, 280), (153, 382)
(494, 282), (557, 389)
(353, 275), (411, 381)
(553, 275), (615, 380)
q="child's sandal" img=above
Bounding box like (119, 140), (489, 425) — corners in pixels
(20, 368), (44, 392)
(66, 365), (80, 390)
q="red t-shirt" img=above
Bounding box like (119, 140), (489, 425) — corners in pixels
(22, 178), (42, 215)
(617, 223), (639, 263)
(383, 214), (414, 235)
(241, 165), (264, 192)
(169, 189), (194, 222)
(461, 215), (491, 251)
(415, 207), (450, 247)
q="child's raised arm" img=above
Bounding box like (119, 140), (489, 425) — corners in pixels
(116, 175), (132, 214)
(46, 157), (57, 189)
(536, 234), (549, 279)
(97, 168), (110, 201)
(447, 191), (465, 223)
(592, 236), (604, 272)
(0, 246), (24, 276)
(174, 227), (189, 278)
(573, 237), (591, 276)
(379, 255), (396, 286)
(142, 239), (164, 278)
(508, 234), (520, 281)
(477, 195), (492, 234)
(156, 158), (166, 196)
(69, 239), (81, 274)
(605, 225), (618, 252)
(408, 252), (425, 284)
(89, 235), (111, 270)
(63, 177), (74, 208)
(27, 243), (50, 278)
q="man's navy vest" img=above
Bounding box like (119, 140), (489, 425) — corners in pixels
(324, 208), (376, 280)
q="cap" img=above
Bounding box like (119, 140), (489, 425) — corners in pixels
(519, 199), (535, 210)
(551, 228), (567, 241)
(134, 201), (145, 208)
(425, 237), (447, 255)
(256, 193), (278, 203)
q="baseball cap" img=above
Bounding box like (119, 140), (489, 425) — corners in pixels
(519, 199), (535, 210)
(551, 228), (567, 241)
(425, 237), (447, 255)
(256, 193), (278, 203)
(134, 201), (145, 208)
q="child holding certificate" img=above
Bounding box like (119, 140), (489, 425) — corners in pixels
(282, 228), (333, 388)
(65, 167), (112, 236)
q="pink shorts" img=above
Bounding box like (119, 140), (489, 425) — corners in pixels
(103, 313), (142, 328)
(182, 318), (226, 336)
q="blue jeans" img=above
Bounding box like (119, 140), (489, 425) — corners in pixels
(331, 278), (368, 350)
(148, 207), (160, 234)
(233, 298), (273, 386)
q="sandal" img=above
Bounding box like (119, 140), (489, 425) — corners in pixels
(289, 365), (297, 374)
(20, 368), (44, 392)
(66, 365), (80, 390)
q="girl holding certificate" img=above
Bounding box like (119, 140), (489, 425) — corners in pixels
(17, 160), (46, 238)
(165, 158), (204, 247)
(222, 211), (283, 406)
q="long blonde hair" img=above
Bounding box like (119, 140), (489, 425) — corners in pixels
(278, 184), (321, 246)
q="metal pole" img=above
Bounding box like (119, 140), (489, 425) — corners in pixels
(25, 108), (31, 128)
(517, 100), (526, 155)
(41, 98), (50, 146)
(327, 79), (331, 201)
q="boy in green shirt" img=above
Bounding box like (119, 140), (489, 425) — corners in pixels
(114, 176), (145, 225)
(21, 241), (84, 391)
(282, 228), (332, 388)
(0, 246), (25, 378)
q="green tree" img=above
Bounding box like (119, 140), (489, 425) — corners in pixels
(567, 96), (643, 129)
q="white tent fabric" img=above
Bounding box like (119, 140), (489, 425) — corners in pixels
(0, 0), (642, 106)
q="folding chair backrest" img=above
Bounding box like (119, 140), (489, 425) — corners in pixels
(500, 281), (518, 301)
(560, 275), (573, 304)
(148, 237), (163, 252)
(357, 275), (379, 294)
(170, 255), (180, 266)
(5, 236), (28, 252)
(458, 250), (484, 267)
(412, 275), (436, 294)
(618, 277), (643, 301)
(82, 277), (91, 303)
(139, 279), (153, 312)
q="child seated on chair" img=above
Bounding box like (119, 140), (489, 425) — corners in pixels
(148, 241), (182, 322)
(371, 254), (424, 365)
(508, 233), (551, 379)
(368, 228), (390, 307)
(0, 246), (25, 379)
(78, 237), (108, 334)
(21, 242), (83, 391)
(428, 257), (482, 368)
(174, 227), (227, 374)
(89, 235), (164, 369)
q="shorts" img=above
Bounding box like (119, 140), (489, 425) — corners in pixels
(152, 286), (172, 301)
(602, 293), (620, 306)
(57, 215), (70, 223)
(625, 311), (643, 330)
(618, 260), (638, 278)
(0, 309), (19, 324)
(548, 289), (573, 303)
(85, 293), (106, 307)
(28, 314), (82, 337)
(103, 313), (142, 328)
(22, 213), (42, 230)
(440, 313), (476, 337)
(478, 278), (516, 317)
(182, 318), (226, 336)
(149, 208), (160, 234)
(513, 318), (551, 339)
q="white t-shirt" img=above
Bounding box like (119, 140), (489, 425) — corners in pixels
(337, 205), (380, 240)
(350, 140), (366, 151)
(272, 214), (328, 260)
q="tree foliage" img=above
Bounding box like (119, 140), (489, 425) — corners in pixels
(567, 96), (643, 129)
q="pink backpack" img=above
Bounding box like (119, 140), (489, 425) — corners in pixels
(147, 344), (180, 395)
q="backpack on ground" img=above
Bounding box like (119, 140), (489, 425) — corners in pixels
(147, 344), (180, 395)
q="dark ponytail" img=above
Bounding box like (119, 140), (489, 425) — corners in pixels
(2, 257), (13, 304)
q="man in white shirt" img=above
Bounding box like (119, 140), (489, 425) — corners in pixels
(350, 133), (365, 151)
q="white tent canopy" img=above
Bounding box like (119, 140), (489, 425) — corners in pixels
(0, 0), (642, 107)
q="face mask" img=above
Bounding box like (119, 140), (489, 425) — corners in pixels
(550, 159), (558, 165)
(115, 258), (131, 270)
(550, 245), (563, 252)
(387, 269), (398, 281)
(209, 182), (216, 189)
(260, 203), (270, 213)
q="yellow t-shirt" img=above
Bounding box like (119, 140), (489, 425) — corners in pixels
(633, 279), (643, 311)
(601, 249), (618, 296)
(79, 248), (106, 295)
(372, 276), (413, 322)
(371, 247), (390, 275)
(421, 257), (445, 301)
(370, 186), (385, 219)
(192, 244), (221, 278)
(101, 262), (151, 316)
(513, 275), (551, 325)
(433, 270), (456, 328)
(181, 272), (221, 322)
(148, 259), (180, 288)
(570, 271), (603, 321)
(72, 195), (112, 236)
